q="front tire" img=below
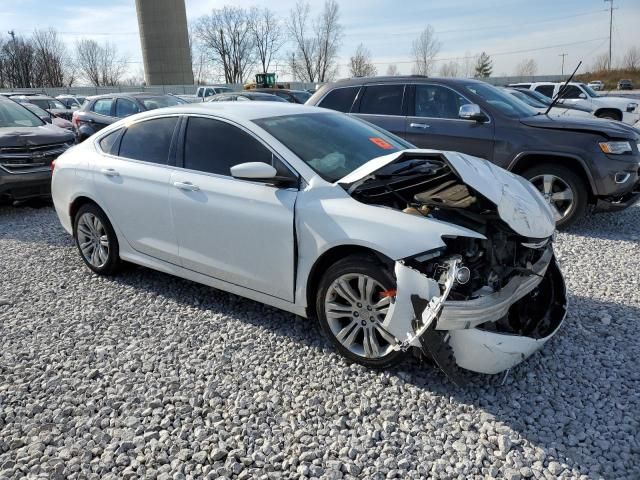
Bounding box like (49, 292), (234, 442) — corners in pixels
(522, 164), (588, 229)
(73, 203), (121, 275)
(316, 255), (402, 368)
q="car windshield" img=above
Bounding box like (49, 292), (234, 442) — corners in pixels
(0, 100), (44, 127)
(253, 112), (411, 182)
(248, 94), (288, 102)
(50, 100), (66, 109)
(139, 96), (183, 110)
(523, 89), (553, 106)
(507, 89), (546, 109)
(291, 91), (312, 103)
(27, 99), (51, 110)
(23, 103), (51, 119)
(579, 83), (599, 97)
(465, 83), (538, 118)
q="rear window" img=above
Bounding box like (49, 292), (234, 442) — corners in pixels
(359, 84), (405, 116)
(318, 86), (360, 112)
(118, 117), (178, 164)
(534, 85), (554, 98)
(139, 96), (182, 110)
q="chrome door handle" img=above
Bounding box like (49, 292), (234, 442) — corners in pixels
(173, 181), (200, 192)
(100, 168), (119, 176)
(410, 122), (430, 129)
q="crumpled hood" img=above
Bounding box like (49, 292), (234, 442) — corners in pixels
(338, 149), (556, 239)
(0, 125), (74, 147)
(520, 114), (640, 139)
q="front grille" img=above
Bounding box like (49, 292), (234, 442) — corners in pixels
(0, 142), (69, 174)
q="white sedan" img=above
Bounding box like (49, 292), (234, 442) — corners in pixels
(51, 102), (567, 380)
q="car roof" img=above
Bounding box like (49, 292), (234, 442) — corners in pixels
(122, 101), (322, 122)
(87, 92), (174, 100)
(324, 76), (486, 88)
(10, 94), (56, 100)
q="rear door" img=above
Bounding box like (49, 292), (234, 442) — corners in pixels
(114, 98), (142, 119)
(352, 83), (407, 138)
(404, 84), (495, 160)
(92, 116), (181, 263)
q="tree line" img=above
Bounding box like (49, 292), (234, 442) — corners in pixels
(3, 1), (639, 89)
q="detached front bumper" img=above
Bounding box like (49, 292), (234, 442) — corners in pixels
(445, 255), (567, 374)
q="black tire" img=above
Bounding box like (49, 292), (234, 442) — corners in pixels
(316, 254), (403, 369)
(73, 203), (121, 275)
(522, 164), (588, 229)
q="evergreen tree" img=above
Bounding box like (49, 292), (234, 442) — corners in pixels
(474, 52), (493, 78)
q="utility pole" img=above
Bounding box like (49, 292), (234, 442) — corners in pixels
(559, 53), (567, 76)
(604, 0), (614, 70)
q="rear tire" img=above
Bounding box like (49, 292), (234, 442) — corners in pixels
(73, 203), (121, 275)
(316, 255), (402, 369)
(522, 164), (588, 229)
(596, 111), (621, 121)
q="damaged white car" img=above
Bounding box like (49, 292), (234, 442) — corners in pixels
(51, 103), (567, 380)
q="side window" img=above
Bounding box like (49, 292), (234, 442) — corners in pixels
(359, 84), (405, 116)
(318, 86), (359, 112)
(99, 129), (122, 155)
(534, 85), (554, 98)
(184, 117), (273, 176)
(558, 85), (583, 99)
(205, 88), (214, 97)
(115, 98), (140, 118)
(118, 117), (178, 164)
(92, 98), (113, 116)
(415, 85), (467, 119)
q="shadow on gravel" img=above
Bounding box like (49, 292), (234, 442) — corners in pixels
(563, 203), (640, 241)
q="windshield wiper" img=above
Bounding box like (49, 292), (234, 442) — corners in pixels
(544, 61), (582, 116)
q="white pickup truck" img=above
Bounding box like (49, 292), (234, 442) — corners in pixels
(177, 86), (235, 103)
(526, 82), (640, 125)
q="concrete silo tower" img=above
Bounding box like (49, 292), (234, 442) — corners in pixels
(135, 0), (194, 85)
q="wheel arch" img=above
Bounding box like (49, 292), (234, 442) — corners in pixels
(304, 244), (394, 318)
(594, 108), (622, 121)
(508, 152), (597, 200)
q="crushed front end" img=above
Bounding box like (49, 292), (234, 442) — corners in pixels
(344, 150), (568, 378)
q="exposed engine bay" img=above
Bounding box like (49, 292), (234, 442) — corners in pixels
(342, 151), (567, 380)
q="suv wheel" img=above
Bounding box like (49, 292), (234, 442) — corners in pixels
(73, 203), (121, 275)
(522, 164), (588, 229)
(596, 111), (620, 121)
(316, 255), (402, 368)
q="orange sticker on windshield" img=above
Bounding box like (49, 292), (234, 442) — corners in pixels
(369, 137), (394, 150)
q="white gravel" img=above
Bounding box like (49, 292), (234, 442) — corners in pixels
(0, 203), (638, 479)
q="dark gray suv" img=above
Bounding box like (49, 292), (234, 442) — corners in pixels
(307, 76), (640, 227)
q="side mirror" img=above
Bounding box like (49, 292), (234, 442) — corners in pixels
(459, 104), (488, 122)
(230, 162), (298, 188)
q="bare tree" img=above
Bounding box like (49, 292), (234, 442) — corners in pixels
(250, 7), (284, 75)
(31, 29), (68, 87)
(590, 52), (609, 72)
(439, 60), (459, 77)
(1, 33), (36, 88)
(411, 25), (440, 76)
(461, 51), (476, 78)
(622, 46), (640, 71)
(386, 64), (399, 76)
(349, 44), (376, 77)
(75, 39), (127, 86)
(287, 0), (342, 82)
(194, 7), (256, 84)
(515, 58), (537, 77)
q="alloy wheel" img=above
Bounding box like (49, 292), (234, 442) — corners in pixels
(324, 273), (396, 359)
(76, 212), (110, 269)
(529, 174), (574, 222)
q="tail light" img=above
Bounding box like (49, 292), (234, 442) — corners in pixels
(72, 111), (79, 128)
(50, 159), (56, 173)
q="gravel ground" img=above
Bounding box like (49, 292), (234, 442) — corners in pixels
(0, 203), (638, 480)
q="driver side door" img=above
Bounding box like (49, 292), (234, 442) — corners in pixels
(169, 116), (298, 301)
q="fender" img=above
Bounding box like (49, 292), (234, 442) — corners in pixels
(507, 150), (597, 194)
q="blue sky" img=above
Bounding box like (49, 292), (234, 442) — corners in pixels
(1, 0), (639, 81)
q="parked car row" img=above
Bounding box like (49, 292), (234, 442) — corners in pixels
(2, 74), (639, 381)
